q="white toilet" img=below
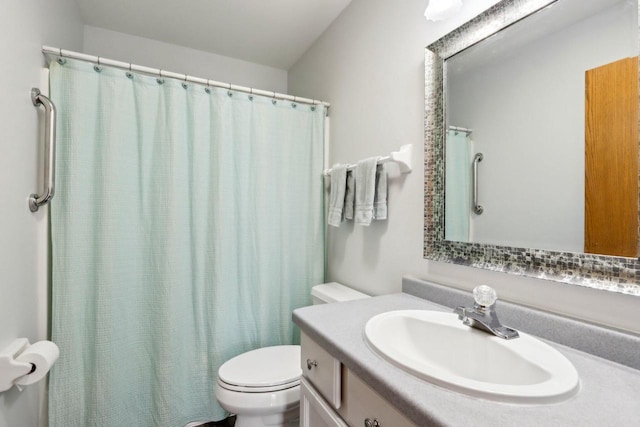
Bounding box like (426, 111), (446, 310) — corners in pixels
(214, 282), (368, 427)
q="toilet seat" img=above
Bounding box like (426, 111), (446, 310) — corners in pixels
(217, 378), (300, 393)
(218, 345), (301, 393)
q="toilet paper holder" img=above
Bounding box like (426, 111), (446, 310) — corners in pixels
(0, 338), (37, 392)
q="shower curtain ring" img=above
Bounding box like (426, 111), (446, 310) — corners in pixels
(126, 63), (133, 79)
(93, 57), (102, 73)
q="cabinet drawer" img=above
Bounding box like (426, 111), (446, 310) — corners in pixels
(301, 332), (341, 408)
(339, 369), (418, 427)
(301, 377), (349, 427)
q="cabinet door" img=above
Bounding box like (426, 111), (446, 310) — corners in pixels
(301, 332), (342, 408)
(339, 369), (418, 427)
(301, 377), (348, 427)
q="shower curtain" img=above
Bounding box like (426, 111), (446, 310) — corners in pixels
(48, 59), (325, 427)
(445, 129), (471, 242)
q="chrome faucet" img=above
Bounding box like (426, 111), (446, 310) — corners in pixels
(454, 285), (519, 340)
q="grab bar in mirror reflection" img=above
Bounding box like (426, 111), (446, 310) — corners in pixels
(473, 153), (483, 215)
(29, 88), (56, 212)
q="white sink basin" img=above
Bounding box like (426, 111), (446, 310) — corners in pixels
(364, 310), (580, 404)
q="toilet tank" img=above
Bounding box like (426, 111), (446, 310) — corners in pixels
(311, 282), (369, 304)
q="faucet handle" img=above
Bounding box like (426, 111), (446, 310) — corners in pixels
(473, 285), (497, 307)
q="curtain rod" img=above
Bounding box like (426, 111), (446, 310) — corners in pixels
(41, 46), (331, 109)
(448, 125), (472, 134)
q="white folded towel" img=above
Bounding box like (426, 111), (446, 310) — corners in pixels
(354, 157), (379, 226)
(373, 164), (387, 220)
(327, 164), (348, 227)
(344, 170), (355, 220)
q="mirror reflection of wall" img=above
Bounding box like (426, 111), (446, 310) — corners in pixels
(444, 0), (638, 256)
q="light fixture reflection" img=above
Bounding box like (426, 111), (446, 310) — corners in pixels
(424, 0), (463, 21)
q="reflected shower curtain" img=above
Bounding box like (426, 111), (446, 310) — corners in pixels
(445, 130), (471, 242)
(48, 59), (325, 427)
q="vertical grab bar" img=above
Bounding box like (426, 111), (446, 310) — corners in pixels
(473, 153), (484, 215)
(29, 88), (56, 212)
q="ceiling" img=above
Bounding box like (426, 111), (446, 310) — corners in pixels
(74, 0), (353, 70)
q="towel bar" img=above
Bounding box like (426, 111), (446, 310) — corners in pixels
(29, 88), (56, 212)
(323, 144), (412, 176)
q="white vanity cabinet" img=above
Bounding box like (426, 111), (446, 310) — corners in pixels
(300, 332), (418, 427)
(301, 378), (348, 427)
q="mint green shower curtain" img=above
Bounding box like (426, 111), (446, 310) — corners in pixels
(445, 129), (471, 242)
(48, 59), (325, 427)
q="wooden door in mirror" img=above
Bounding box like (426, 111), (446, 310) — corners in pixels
(585, 56), (639, 257)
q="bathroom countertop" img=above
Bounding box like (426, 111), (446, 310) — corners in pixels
(293, 293), (640, 427)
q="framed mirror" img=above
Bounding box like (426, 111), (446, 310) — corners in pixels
(424, 0), (640, 295)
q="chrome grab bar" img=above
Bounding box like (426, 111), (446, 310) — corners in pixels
(472, 152), (483, 215)
(29, 88), (56, 212)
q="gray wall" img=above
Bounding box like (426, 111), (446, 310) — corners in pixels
(83, 26), (289, 94)
(0, 2), (84, 426)
(288, 0), (640, 334)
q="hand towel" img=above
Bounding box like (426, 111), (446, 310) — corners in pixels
(344, 170), (355, 220)
(327, 164), (348, 227)
(373, 164), (387, 220)
(354, 157), (379, 226)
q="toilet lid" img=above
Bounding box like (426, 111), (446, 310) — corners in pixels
(218, 345), (302, 388)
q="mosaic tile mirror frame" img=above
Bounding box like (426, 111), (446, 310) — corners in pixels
(423, 0), (640, 295)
